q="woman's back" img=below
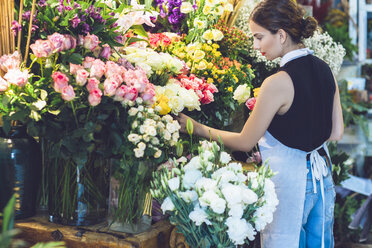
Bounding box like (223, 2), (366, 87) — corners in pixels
(268, 54), (335, 152)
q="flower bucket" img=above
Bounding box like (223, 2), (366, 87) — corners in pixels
(108, 159), (156, 233)
(47, 149), (109, 226)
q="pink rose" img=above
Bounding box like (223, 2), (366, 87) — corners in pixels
(52, 71), (69, 93)
(204, 83), (218, 94)
(0, 51), (21, 72)
(88, 89), (103, 106)
(124, 86), (138, 101)
(103, 78), (120, 96)
(4, 69), (29, 87)
(100, 44), (111, 60)
(141, 85), (155, 103)
(77, 35), (84, 46)
(114, 84), (128, 102)
(83, 33), (100, 51)
(76, 69), (89, 86)
(86, 78), (100, 92)
(30, 39), (54, 57)
(82, 56), (95, 69)
(0, 76), (9, 91)
(62, 34), (77, 50)
(69, 63), (83, 75)
(92, 46), (102, 58)
(48, 33), (65, 52)
(105, 61), (126, 79)
(61, 85), (75, 101)
(201, 90), (214, 105)
(90, 59), (106, 79)
(245, 97), (256, 111)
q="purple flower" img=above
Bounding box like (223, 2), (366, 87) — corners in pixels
(118, 58), (135, 70)
(31, 24), (39, 33)
(11, 21), (22, 35)
(168, 14), (179, 25)
(81, 23), (91, 35)
(115, 35), (123, 44)
(23, 10), (31, 21)
(38, 0), (47, 7)
(73, 2), (81, 9)
(71, 15), (81, 28)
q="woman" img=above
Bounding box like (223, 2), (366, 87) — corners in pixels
(176, 0), (344, 247)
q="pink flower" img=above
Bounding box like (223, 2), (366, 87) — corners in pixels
(125, 86), (138, 101)
(103, 78), (120, 96)
(123, 69), (149, 93)
(245, 97), (256, 111)
(83, 56), (95, 69)
(88, 89), (102, 106)
(62, 34), (77, 50)
(141, 85), (155, 103)
(76, 69), (89, 86)
(47, 33), (65, 52)
(83, 33), (100, 51)
(105, 61), (126, 79)
(30, 39), (54, 58)
(0, 76), (9, 91)
(52, 71), (69, 93)
(90, 59), (106, 79)
(77, 35), (84, 46)
(4, 69), (29, 87)
(86, 78), (100, 92)
(201, 90), (214, 105)
(115, 85), (138, 101)
(0, 51), (21, 72)
(92, 46), (102, 58)
(205, 83), (218, 94)
(70, 63), (83, 75)
(61, 85), (75, 101)
(100, 44), (111, 59)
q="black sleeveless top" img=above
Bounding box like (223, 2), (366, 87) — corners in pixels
(267, 54), (335, 152)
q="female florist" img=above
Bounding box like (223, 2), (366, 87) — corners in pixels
(0, 0), (347, 247)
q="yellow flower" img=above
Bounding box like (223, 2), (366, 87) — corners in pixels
(207, 78), (214, 84)
(186, 61), (192, 68)
(207, 62), (213, 69)
(214, 5), (224, 16)
(194, 19), (206, 29)
(203, 5), (212, 15)
(153, 95), (171, 115)
(253, 87), (260, 98)
(178, 52), (186, 59)
(213, 51), (221, 57)
(227, 87), (233, 92)
(193, 49), (206, 61)
(212, 44), (219, 49)
(212, 29), (224, 41)
(186, 43), (197, 54)
(197, 60), (207, 70)
(233, 75), (238, 83)
(202, 30), (214, 41)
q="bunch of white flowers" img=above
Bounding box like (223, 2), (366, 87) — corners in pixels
(123, 47), (185, 77)
(151, 140), (278, 247)
(233, 84), (251, 104)
(155, 82), (201, 114)
(127, 98), (180, 159)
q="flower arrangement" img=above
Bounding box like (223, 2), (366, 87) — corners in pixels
(151, 140), (278, 246)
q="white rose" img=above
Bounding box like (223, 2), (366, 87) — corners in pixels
(189, 206), (211, 226)
(143, 134), (150, 142)
(168, 96), (185, 114)
(128, 107), (139, 116)
(161, 197), (175, 213)
(180, 190), (198, 203)
(168, 177), (180, 191)
(136, 62), (153, 76)
(138, 142), (146, 151)
(166, 123), (178, 133)
(134, 148), (144, 158)
(225, 217), (256, 245)
(180, 1), (193, 14)
(163, 130), (171, 140)
(138, 105), (144, 112)
(212, 29), (224, 41)
(220, 151), (232, 164)
(233, 84), (251, 104)
(154, 149), (162, 158)
(128, 133), (141, 144)
(132, 121), (138, 129)
(151, 137), (160, 145)
(136, 97), (143, 104)
(146, 126), (157, 136)
(183, 169), (202, 189)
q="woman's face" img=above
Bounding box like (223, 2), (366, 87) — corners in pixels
(249, 21), (282, 60)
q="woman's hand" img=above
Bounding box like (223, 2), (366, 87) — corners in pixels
(174, 113), (198, 135)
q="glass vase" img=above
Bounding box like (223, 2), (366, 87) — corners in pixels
(0, 126), (41, 219)
(47, 152), (109, 226)
(108, 159), (156, 233)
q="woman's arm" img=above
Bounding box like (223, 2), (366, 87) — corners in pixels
(177, 71), (293, 152)
(328, 77), (344, 141)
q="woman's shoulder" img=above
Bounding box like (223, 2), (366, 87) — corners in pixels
(262, 70), (293, 93)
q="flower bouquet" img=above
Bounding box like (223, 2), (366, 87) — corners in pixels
(151, 140), (278, 247)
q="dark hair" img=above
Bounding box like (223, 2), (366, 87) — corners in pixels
(249, 0), (318, 43)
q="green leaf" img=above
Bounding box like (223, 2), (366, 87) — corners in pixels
(91, 24), (106, 34)
(31, 241), (66, 248)
(2, 194), (16, 233)
(40, 90), (48, 101)
(9, 110), (27, 122)
(48, 109), (61, 115)
(2, 118), (11, 135)
(30, 110), (42, 122)
(66, 53), (84, 64)
(131, 25), (149, 38)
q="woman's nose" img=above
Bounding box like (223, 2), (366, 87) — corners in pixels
(253, 40), (260, 50)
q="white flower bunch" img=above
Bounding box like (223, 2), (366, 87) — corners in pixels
(127, 98), (180, 159)
(123, 47), (185, 77)
(233, 84), (251, 104)
(155, 82), (201, 114)
(303, 29), (346, 75)
(151, 140), (278, 247)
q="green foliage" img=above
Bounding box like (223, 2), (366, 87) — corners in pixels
(328, 142), (351, 185)
(323, 23), (358, 61)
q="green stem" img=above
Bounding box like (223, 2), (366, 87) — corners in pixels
(86, 106), (92, 123)
(39, 58), (44, 78)
(70, 101), (79, 127)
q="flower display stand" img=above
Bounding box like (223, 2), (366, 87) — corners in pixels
(5, 216), (173, 247)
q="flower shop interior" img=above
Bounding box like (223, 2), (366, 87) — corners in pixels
(1, 0), (372, 247)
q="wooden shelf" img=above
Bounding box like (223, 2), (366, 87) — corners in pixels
(8, 215), (173, 248)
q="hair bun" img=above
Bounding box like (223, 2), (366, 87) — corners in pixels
(301, 16), (317, 39)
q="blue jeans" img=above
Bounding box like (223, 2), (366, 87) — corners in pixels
(299, 157), (336, 248)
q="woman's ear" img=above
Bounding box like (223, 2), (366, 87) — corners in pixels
(277, 29), (287, 44)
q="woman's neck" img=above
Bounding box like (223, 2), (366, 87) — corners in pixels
(281, 43), (304, 57)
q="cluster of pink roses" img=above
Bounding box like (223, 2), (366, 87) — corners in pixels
(177, 74), (218, 105)
(30, 33), (111, 59)
(245, 97), (256, 111)
(0, 51), (29, 91)
(52, 56), (156, 106)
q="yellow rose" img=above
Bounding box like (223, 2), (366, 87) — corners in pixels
(186, 61), (192, 68)
(207, 62), (213, 69)
(253, 87), (260, 98)
(198, 60), (208, 70)
(212, 43), (219, 49)
(193, 49), (206, 61)
(207, 78), (214, 84)
(233, 75), (239, 83)
(178, 52), (186, 59)
(186, 43), (197, 54)
(202, 30), (214, 41)
(154, 95), (171, 115)
(227, 86), (233, 92)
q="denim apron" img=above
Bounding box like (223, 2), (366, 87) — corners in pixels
(258, 48), (331, 248)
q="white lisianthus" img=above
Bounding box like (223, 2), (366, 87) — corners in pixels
(189, 206), (211, 225)
(203, 5), (212, 15)
(212, 29), (224, 41)
(228, 162), (243, 173)
(240, 186), (258, 205)
(209, 197), (226, 214)
(221, 183), (243, 206)
(225, 217), (256, 244)
(254, 205), (274, 231)
(180, 2), (193, 13)
(134, 148), (144, 158)
(195, 177), (217, 192)
(180, 190), (198, 203)
(202, 30), (214, 41)
(228, 203), (244, 218)
(193, 18), (207, 29)
(224, 3), (233, 12)
(183, 169), (202, 189)
(168, 177), (180, 191)
(161, 197), (175, 213)
(214, 5), (225, 15)
(220, 151), (232, 164)
(183, 156), (201, 171)
(233, 84), (251, 104)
